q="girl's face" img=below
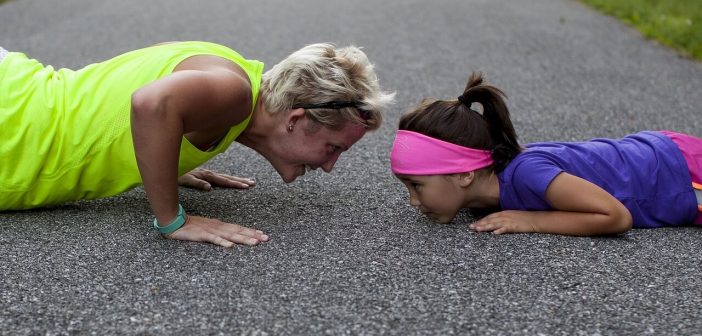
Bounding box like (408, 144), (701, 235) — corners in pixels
(396, 174), (467, 223)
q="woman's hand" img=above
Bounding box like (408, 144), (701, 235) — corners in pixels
(178, 168), (256, 191)
(165, 215), (269, 247)
(469, 210), (538, 234)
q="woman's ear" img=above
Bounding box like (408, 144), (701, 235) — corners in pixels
(285, 108), (305, 132)
(457, 171), (475, 188)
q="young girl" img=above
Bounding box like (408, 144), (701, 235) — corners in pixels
(390, 72), (702, 236)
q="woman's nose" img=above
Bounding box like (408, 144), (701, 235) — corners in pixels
(321, 153), (341, 172)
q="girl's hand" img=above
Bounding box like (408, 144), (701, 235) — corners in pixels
(469, 210), (538, 234)
(469, 173), (633, 236)
(165, 215), (269, 248)
(178, 168), (256, 191)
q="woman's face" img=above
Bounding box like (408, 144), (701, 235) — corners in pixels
(271, 117), (367, 183)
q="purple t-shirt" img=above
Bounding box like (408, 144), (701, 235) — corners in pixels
(498, 131), (697, 228)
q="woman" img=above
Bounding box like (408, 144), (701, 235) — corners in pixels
(0, 41), (394, 247)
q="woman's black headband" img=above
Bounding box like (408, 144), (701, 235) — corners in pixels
(292, 101), (371, 120)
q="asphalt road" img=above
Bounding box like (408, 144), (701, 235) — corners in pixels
(2, 0), (702, 335)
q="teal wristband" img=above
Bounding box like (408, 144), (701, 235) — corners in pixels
(153, 204), (187, 235)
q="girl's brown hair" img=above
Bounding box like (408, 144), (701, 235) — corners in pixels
(398, 72), (521, 172)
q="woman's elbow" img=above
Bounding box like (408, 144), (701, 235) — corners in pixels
(130, 88), (162, 121)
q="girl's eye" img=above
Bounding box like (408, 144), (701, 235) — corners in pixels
(411, 182), (421, 190)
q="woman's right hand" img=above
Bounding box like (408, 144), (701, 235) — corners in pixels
(164, 215), (269, 248)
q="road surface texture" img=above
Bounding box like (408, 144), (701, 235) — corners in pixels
(1, 0), (701, 335)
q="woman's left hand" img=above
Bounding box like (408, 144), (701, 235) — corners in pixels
(178, 168), (256, 191)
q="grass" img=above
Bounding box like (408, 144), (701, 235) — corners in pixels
(579, 0), (702, 61)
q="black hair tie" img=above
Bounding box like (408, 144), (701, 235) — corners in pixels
(457, 95), (471, 106)
(458, 94), (484, 117)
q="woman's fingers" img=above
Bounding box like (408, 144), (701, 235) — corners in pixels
(166, 215), (269, 247)
(210, 234), (236, 248)
(206, 173), (256, 189)
(177, 173), (212, 190)
(179, 168), (255, 190)
(217, 223), (269, 246)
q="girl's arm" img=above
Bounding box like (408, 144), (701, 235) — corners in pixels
(469, 172), (633, 236)
(131, 67), (268, 247)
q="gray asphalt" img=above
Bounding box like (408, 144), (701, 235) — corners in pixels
(2, 0), (702, 335)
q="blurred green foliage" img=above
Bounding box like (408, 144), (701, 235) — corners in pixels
(580, 0), (701, 60)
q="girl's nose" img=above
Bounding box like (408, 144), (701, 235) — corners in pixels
(409, 191), (421, 207)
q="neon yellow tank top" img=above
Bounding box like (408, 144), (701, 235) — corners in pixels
(0, 41), (264, 210)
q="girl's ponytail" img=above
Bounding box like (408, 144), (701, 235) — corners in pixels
(458, 72), (520, 172)
(398, 72), (521, 173)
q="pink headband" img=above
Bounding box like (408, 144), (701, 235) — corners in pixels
(390, 130), (494, 175)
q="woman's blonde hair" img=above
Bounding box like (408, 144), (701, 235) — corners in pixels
(260, 43), (395, 130)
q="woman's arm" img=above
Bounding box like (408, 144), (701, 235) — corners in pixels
(469, 172), (633, 236)
(131, 67), (267, 247)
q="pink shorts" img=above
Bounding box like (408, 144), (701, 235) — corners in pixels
(661, 130), (702, 225)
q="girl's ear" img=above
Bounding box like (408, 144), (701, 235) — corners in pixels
(457, 171), (475, 187)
